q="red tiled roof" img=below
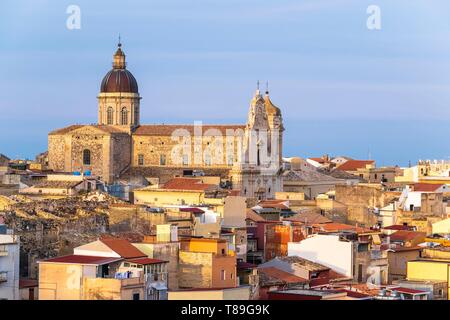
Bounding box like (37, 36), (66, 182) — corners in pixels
(389, 230), (426, 243)
(412, 183), (444, 192)
(383, 225), (411, 231)
(49, 125), (127, 135)
(259, 267), (309, 284)
(162, 178), (215, 191)
(100, 236), (146, 259)
(258, 202), (289, 210)
(180, 207), (205, 213)
(40, 255), (122, 265)
(134, 124), (245, 136)
(126, 257), (167, 265)
(337, 160), (374, 171)
(388, 287), (428, 295)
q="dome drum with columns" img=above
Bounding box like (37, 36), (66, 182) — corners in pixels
(47, 42), (284, 200)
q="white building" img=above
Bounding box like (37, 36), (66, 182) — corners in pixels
(0, 222), (20, 300)
(288, 234), (353, 277)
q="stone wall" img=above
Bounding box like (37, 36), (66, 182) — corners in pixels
(335, 184), (398, 226)
(178, 251), (212, 288)
(132, 134), (241, 168)
(48, 135), (66, 172)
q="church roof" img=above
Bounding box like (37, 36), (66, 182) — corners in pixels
(48, 125), (127, 135)
(134, 124), (245, 136)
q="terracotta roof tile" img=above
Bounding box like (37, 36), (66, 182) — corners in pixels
(126, 257), (167, 265)
(100, 236), (146, 259)
(412, 183), (444, 192)
(388, 287), (428, 294)
(134, 124), (245, 136)
(389, 230), (426, 243)
(337, 160), (374, 171)
(162, 178), (216, 191)
(49, 124), (127, 135)
(40, 255), (122, 265)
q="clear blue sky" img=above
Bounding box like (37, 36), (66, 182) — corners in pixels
(1, 0), (450, 166)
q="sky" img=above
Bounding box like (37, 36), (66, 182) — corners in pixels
(1, 0), (450, 166)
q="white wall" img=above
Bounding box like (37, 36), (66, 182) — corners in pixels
(288, 234), (353, 277)
(0, 234), (20, 300)
(403, 192), (422, 211)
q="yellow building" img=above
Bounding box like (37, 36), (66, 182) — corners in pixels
(407, 259), (450, 299)
(432, 218), (450, 235)
(38, 255), (145, 300)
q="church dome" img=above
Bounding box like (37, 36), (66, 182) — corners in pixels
(100, 42), (139, 94)
(100, 69), (139, 93)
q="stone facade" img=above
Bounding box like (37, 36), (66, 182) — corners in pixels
(47, 43), (284, 198)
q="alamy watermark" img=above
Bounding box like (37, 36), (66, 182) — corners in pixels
(66, 5), (81, 30)
(367, 5), (381, 30)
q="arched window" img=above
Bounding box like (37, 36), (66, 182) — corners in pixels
(135, 106), (139, 124)
(83, 149), (91, 165)
(107, 107), (114, 125)
(121, 107), (128, 125)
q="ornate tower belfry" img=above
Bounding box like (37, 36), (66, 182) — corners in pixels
(231, 83), (284, 200)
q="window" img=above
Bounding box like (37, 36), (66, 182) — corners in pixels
(133, 293), (140, 300)
(220, 270), (226, 281)
(135, 106), (139, 123)
(183, 154), (189, 166)
(121, 107), (128, 125)
(83, 149), (91, 165)
(138, 154), (144, 166)
(107, 107), (113, 125)
(160, 154), (166, 166)
(205, 154), (211, 166)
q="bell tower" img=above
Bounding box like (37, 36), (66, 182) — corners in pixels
(98, 40), (141, 131)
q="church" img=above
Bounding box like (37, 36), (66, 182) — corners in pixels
(48, 42), (285, 200)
